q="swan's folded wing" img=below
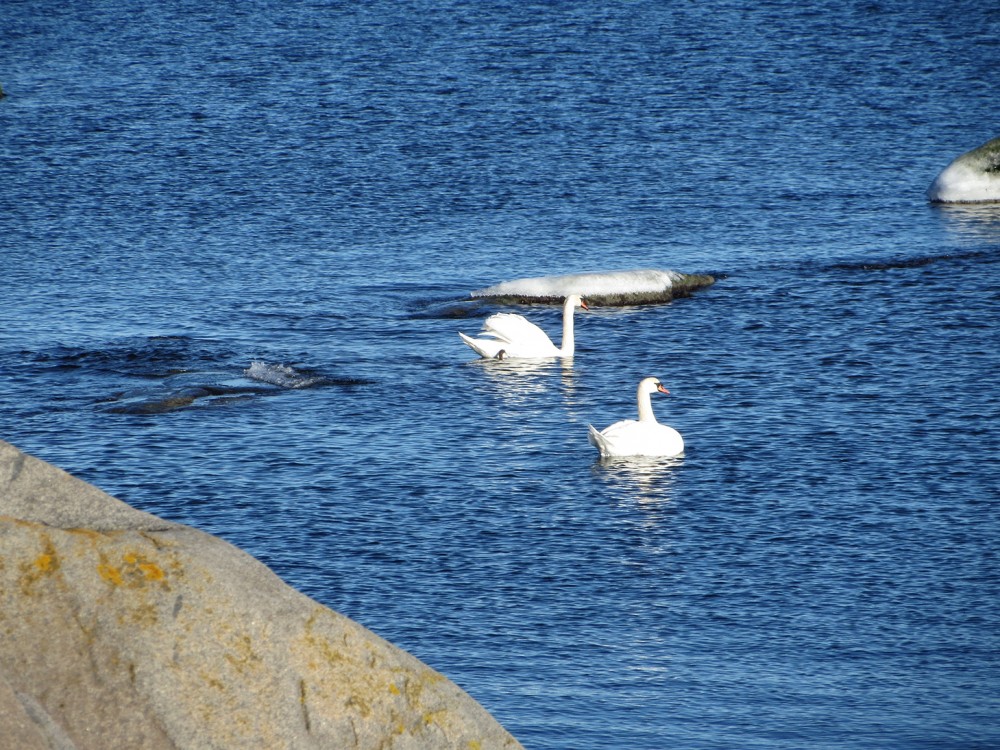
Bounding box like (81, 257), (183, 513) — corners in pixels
(597, 419), (638, 439)
(481, 313), (554, 348)
(596, 420), (684, 457)
(589, 420), (648, 456)
(459, 331), (505, 359)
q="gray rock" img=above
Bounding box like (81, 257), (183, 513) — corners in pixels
(470, 268), (715, 306)
(0, 440), (523, 750)
(927, 135), (1000, 203)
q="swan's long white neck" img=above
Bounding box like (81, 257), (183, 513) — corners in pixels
(559, 298), (577, 356)
(637, 384), (658, 423)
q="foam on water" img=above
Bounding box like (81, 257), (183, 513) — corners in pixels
(244, 361), (324, 389)
(471, 269), (714, 305)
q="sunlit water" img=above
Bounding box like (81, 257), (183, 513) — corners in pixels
(2, 1), (999, 748)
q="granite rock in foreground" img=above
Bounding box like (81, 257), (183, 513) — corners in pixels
(0, 440), (522, 750)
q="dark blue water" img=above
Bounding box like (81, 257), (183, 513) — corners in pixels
(3, 1), (999, 748)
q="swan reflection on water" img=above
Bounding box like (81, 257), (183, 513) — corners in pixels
(592, 454), (684, 507)
(471, 355), (577, 405)
(933, 202), (1000, 241)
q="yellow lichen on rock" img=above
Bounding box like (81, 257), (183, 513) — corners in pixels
(138, 560), (165, 581)
(18, 536), (60, 594)
(0, 439), (524, 750)
(97, 562), (124, 586)
(222, 633), (264, 675)
(34, 552), (56, 573)
(93, 547), (172, 590)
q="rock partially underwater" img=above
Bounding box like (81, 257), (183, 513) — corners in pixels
(471, 269), (715, 306)
(927, 136), (1000, 204)
(101, 363), (366, 415)
(0, 440), (522, 750)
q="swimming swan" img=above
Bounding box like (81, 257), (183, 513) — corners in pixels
(459, 294), (588, 359)
(588, 377), (684, 457)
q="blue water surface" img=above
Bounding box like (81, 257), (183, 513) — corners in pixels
(2, 1), (999, 748)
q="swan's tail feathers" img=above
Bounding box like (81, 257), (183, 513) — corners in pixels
(459, 331), (504, 359)
(588, 424), (608, 454)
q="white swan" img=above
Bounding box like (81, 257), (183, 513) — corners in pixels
(459, 294), (588, 359)
(588, 377), (684, 457)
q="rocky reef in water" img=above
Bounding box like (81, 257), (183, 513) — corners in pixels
(471, 269), (716, 306)
(927, 136), (1000, 203)
(0, 440), (522, 750)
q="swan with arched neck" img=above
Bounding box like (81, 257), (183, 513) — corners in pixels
(588, 377), (684, 457)
(459, 294), (588, 359)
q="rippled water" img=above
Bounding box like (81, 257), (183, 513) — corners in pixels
(2, 1), (999, 748)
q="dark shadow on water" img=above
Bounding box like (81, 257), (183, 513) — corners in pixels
(411, 297), (492, 319)
(823, 245), (997, 274)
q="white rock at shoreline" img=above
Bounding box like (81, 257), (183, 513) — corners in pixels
(927, 136), (1000, 203)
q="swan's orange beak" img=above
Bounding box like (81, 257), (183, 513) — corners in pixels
(580, 299), (589, 310)
(657, 384), (670, 395)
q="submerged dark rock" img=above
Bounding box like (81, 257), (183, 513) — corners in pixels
(0, 440), (523, 750)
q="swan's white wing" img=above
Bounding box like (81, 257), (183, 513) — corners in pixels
(458, 331), (505, 359)
(589, 420), (684, 457)
(459, 311), (562, 359)
(590, 419), (640, 456)
(481, 313), (554, 349)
